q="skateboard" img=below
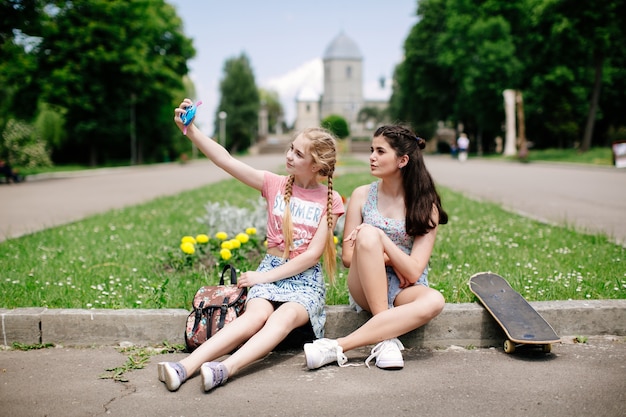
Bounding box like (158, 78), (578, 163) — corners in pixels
(469, 272), (560, 353)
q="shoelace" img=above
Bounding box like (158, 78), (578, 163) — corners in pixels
(204, 362), (228, 387)
(365, 338), (405, 369)
(336, 346), (349, 367)
(312, 339), (351, 367)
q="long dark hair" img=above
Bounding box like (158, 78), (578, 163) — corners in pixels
(374, 125), (448, 236)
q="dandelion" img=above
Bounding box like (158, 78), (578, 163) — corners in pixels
(215, 231), (228, 241)
(236, 233), (249, 244)
(221, 240), (234, 250)
(230, 239), (241, 249)
(246, 227), (257, 236)
(180, 242), (195, 255)
(196, 234), (209, 244)
(181, 235), (197, 245)
(333, 236), (339, 245)
(220, 248), (232, 261)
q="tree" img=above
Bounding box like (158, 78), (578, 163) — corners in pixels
(389, 0), (454, 135)
(357, 106), (387, 129)
(542, 0), (626, 152)
(35, 0), (194, 165)
(215, 53), (260, 152)
(321, 114), (349, 139)
(391, 0), (625, 152)
(0, 0), (45, 127)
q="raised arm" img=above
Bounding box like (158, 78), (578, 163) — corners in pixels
(174, 99), (265, 191)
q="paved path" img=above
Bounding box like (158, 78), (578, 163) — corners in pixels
(2, 154), (625, 245)
(0, 156), (286, 242)
(423, 157), (626, 246)
(1, 336), (624, 417)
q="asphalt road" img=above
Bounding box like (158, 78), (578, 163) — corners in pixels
(1, 154), (625, 245)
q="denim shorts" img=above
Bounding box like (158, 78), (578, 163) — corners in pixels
(350, 265), (429, 312)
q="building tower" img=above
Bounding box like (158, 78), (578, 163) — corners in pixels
(320, 32), (363, 131)
(294, 87), (321, 132)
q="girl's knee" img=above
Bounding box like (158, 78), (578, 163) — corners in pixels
(354, 226), (383, 251)
(429, 290), (445, 318)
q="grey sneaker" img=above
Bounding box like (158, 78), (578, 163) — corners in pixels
(365, 338), (405, 369)
(158, 362), (187, 391)
(304, 338), (348, 369)
(201, 362), (229, 392)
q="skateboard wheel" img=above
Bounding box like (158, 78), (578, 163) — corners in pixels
(542, 344), (552, 353)
(504, 340), (516, 353)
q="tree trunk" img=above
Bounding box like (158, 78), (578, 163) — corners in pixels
(89, 143), (97, 167)
(581, 54), (603, 153)
(516, 90), (528, 159)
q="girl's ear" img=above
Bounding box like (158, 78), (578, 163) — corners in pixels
(398, 155), (409, 169)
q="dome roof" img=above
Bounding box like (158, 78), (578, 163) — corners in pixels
(323, 32), (362, 60)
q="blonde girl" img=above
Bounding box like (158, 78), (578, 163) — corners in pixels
(159, 98), (344, 392)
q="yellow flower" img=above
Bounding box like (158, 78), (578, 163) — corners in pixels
(215, 231), (228, 241)
(220, 248), (232, 261)
(236, 233), (249, 244)
(333, 236), (339, 245)
(181, 235), (197, 244)
(230, 239), (241, 249)
(221, 240), (234, 250)
(245, 227), (257, 235)
(180, 242), (195, 255)
(196, 234), (209, 244)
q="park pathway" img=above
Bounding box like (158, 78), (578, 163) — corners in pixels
(1, 154), (625, 245)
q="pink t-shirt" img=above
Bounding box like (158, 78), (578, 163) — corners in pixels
(262, 172), (345, 258)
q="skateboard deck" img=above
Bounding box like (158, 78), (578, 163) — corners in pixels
(469, 272), (560, 353)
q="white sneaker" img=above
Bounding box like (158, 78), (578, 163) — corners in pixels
(157, 362), (186, 391)
(365, 338), (405, 369)
(304, 338), (348, 369)
(201, 362), (228, 392)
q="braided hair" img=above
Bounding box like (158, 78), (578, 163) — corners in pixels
(373, 125), (448, 236)
(281, 127), (339, 283)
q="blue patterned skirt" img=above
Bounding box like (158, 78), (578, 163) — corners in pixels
(247, 254), (326, 339)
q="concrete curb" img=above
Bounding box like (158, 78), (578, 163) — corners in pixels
(2, 300), (625, 348)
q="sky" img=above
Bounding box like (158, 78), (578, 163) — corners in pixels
(167, 0), (418, 133)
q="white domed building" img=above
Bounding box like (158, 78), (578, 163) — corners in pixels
(294, 32), (390, 138)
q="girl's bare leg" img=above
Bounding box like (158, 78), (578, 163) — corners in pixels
(337, 285), (444, 352)
(222, 302), (310, 375)
(347, 226), (389, 315)
(342, 226), (445, 352)
(178, 298), (274, 376)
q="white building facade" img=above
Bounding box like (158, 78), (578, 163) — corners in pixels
(294, 32), (389, 138)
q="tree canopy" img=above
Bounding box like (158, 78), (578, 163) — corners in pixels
(1, 0), (195, 166)
(214, 53), (260, 153)
(390, 0), (626, 152)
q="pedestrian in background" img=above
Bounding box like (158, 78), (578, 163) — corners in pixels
(457, 133), (470, 162)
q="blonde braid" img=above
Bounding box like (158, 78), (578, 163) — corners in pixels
(323, 174), (337, 284)
(281, 174), (295, 259)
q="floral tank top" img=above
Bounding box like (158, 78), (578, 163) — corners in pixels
(362, 181), (413, 254)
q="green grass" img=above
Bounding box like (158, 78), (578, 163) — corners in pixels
(505, 147), (614, 166)
(1, 168), (624, 310)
